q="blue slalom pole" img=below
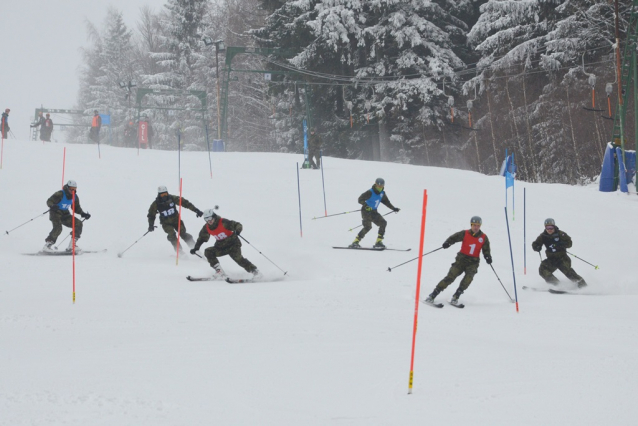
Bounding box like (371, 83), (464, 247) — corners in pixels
(205, 124), (212, 179)
(524, 187), (526, 275)
(297, 163), (303, 237)
(320, 150), (327, 216)
(504, 206), (519, 312)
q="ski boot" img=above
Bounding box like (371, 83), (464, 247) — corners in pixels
(212, 263), (227, 280)
(577, 279), (588, 289)
(66, 238), (80, 252)
(424, 288), (441, 303)
(252, 269), (263, 280)
(170, 240), (185, 255)
(450, 290), (463, 306)
(43, 238), (56, 252)
(348, 237), (361, 249)
(544, 275), (560, 286)
(373, 237), (386, 249)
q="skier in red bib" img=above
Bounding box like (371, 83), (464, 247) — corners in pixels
(425, 216), (492, 306)
(190, 208), (261, 279)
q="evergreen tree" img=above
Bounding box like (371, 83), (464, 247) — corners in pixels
(255, 0), (473, 161)
(143, 0), (210, 148)
(74, 8), (137, 145)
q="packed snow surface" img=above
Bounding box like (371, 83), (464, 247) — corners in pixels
(1, 140), (637, 425)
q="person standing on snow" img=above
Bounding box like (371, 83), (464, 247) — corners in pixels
(147, 186), (203, 252)
(40, 113), (54, 142)
(31, 111), (45, 137)
(349, 177), (400, 249)
(190, 209), (261, 280)
(425, 216), (492, 306)
(307, 127), (323, 169)
(532, 218), (587, 288)
(89, 110), (101, 143)
(44, 180), (91, 252)
(1, 108), (10, 139)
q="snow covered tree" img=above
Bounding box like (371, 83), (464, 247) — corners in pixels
(74, 8), (137, 145)
(464, 0), (630, 184)
(255, 0), (474, 161)
(141, 0), (210, 148)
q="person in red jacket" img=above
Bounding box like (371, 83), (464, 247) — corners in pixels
(89, 110), (102, 143)
(190, 208), (261, 280)
(1, 108), (10, 139)
(425, 216), (492, 306)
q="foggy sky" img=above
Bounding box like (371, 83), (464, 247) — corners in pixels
(0, 0), (161, 140)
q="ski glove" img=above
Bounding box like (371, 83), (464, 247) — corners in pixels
(195, 209), (203, 218)
(442, 242), (451, 249)
(81, 212), (91, 220)
(49, 205), (58, 211)
(532, 244), (541, 252)
(190, 248), (198, 255)
(393, 207), (401, 213)
(485, 256), (492, 265)
(148, 224), (155, 232)
(365, 206), (373, 212)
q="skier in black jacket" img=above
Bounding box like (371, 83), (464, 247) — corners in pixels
(531, 218), (587, 288)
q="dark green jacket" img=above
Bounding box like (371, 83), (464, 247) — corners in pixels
(532, 226), (572, 257)
(308, 133), (322, 151)
(358, 187), (396, 211)
(47, 188), (85, 216)
(147, 194), (198, 225)
(445, 229), (492, 261)
(194, 217), (243, 251)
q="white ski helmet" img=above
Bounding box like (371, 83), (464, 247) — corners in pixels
(66, 180), (77, 188)
(157, 185), (168, 194)
(203, 208), (217, 221)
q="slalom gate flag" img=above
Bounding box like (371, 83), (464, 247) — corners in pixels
(506, 171), (514, 188)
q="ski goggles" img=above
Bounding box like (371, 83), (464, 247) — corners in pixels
(545, 226), (555, 231)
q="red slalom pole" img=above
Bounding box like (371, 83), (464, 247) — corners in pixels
(72, 191), (77, 303)
(175, 178), (183, 265)
(61, 147), (66, 189)
(408, 189), (428, 394)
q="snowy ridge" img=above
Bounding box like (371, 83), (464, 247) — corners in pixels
(1, 140), (637, 425)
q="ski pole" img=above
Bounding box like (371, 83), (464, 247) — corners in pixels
(239, 234), (287, 275)
(5, 210), (50, 235)
(54, 218), (87, 250)
(387, 247), (443, 272)
(117, 227), (156, 258)
(567, 251), (599, 270)
(349, 210), (397, 231)
(490, 264), (514, 302)
(312, 209), (359, 220)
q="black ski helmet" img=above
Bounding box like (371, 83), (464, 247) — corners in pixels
(470, 216), (482, 225)
(375, 177), (385, 187)
(544, 218), (555, 226)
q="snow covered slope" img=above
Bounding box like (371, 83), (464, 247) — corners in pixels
(1, 140), (637, 425)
